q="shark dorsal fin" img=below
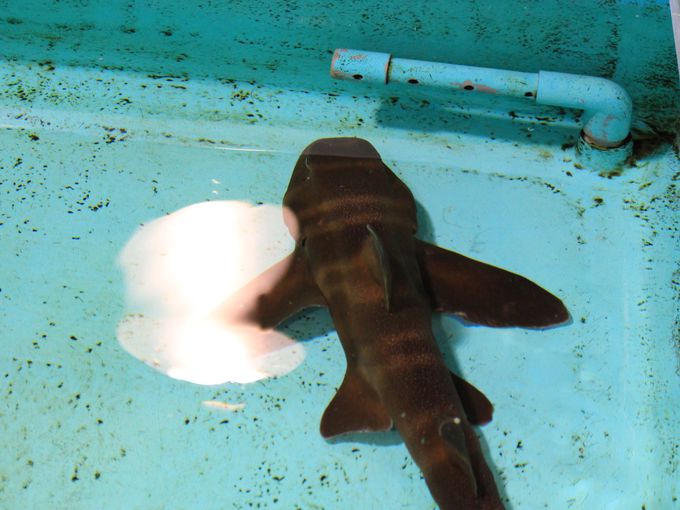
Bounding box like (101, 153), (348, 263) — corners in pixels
(320, 366), (393, 438)
(365, 224), (392, 311)
(439, 418), (478, 496)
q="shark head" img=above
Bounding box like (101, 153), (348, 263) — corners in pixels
(282, 137), (418, 241)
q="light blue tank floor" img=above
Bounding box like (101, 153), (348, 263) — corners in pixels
(1, 4), (679, 510)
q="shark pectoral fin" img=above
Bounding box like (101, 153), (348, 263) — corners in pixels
(214, 248), (326, 329)
(320, 367), (393, 438)
(364, 224), (393, 311)
(450, 371), (494, 425)
(417, 240), (570, 328)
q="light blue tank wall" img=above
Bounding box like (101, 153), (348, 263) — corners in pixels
(1, 0), (678, 131)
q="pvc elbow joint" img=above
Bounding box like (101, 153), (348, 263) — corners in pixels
(536, 71), (632, 149)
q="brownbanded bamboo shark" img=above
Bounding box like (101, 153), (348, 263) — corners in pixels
(219, 138), (569, 510)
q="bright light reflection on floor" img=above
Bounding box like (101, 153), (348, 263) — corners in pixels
(117, 201), (303, 385)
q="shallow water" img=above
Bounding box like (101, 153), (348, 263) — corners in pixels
(1, 8), (679, 509)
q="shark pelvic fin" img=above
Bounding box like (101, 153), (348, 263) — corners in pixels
(450, 372), (494, 425)
(364, 224), (393, 311)
(320, 367), (393, 438)
(417, 240), (570, 328)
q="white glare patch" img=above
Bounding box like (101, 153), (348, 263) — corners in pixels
(117, 200), (303, 385)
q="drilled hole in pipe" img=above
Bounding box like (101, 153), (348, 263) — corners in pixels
(525, 91), (534, 97)
(407, 78), (419, 84)
(352, 74), (363, 80)
(464, 85), (474, 91)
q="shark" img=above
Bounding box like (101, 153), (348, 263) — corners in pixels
(220, 137), (569, 510)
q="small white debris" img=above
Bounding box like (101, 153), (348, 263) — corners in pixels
(201, 400), (245, 411)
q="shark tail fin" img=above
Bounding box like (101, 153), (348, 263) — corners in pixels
(417, 240), (570, 328)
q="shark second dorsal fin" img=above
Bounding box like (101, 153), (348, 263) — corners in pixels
(320, 367), (393, 438)
(439, 417), (478, 497)
(364, 224), (392, 311)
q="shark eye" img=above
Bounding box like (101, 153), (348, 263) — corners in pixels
(302, 157), (314, 181)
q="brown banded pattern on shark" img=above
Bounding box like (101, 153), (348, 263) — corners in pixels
(219, 138), (569, 510)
